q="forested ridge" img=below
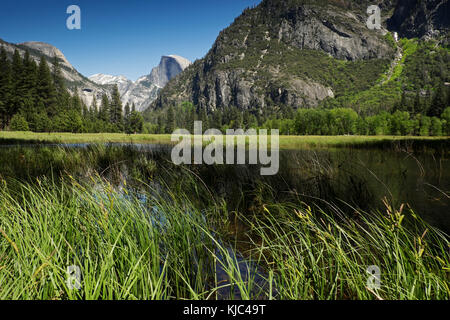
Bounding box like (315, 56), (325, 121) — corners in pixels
(1, 38), (449, 136)
(143, 38), (450, 136)
(0, 47), (143, 134)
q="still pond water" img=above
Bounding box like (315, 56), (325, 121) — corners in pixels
(0, 143), (449, 234)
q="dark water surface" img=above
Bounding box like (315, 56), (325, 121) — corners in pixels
(280, 148), (449, 233)
(0, 143), (448, 233)
(0, 142), (448, 299)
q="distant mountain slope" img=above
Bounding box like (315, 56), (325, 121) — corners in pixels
(0, 39), (110, 108)
(88, 74), (132, 89)
(1, 39), (191, 112)
(148, 0), (449, 115)
(89, 55), (191, 111)
(149, 0), (397, 113)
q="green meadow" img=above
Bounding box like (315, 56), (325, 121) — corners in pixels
(1, 131), (448, 149)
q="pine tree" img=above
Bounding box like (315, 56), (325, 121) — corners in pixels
(428, 84), (446, 117)
(37, 56), (58, 117)
(10, 113), (29, 131)
(21, 51), (38, 124)
(68, 108), (83, 133)
(52, 55), (69, 112)
(71, 92), (82, 114)
(23, 51), (37, 98)
(124, 102), (131, 134)
(128, 111), (144, 134)
(99, 94), (110, 122)
(90, 96), (98, 120)
(10, 49), (26, 116)
(124, 102), (131, 118)
(110, 85), (123, 131)
(157, 114), (165, 134)
(35, 112), (51, 133)
(82, 103), (88, 118)
(0, 47), (12, 128)
(181, 101), (196, 132)
(52, 55), (66, 94)
(166, 105), (175, 133)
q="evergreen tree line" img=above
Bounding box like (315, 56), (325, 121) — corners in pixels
(143, 97), (450, 136)
(281, 108), (450, 136)
(93, 91), (143, 134)
(1, 46), (448, 137)
(143, 102), (294, 134)
(0, 47), (143, 133)
(392, 84), (450, 118)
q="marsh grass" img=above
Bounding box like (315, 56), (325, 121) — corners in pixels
(239, 201), (450, 300)
(0, 144), (448, 300)
(1, 131), (449, 150)
(0, 173), (448, 300)
(0, 175), (265, 300)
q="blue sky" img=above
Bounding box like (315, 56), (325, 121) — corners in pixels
(0, 0), (261, 80)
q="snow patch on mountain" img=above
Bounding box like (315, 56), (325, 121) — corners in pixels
(89, 74), (131, 86)
(89, 55), (191, 111)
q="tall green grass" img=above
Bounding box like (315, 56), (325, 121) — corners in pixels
(0, 176), (261, 300)
(1, 131), (448, 150)
(0, 175), (448, 300)
(241, 201), (449, 300)
(0, 144), (448, 300)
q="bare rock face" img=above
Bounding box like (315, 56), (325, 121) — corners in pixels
(150, 0), (395, 113)
(259, 0), (394, 61)
(387, 0), (450, 40)
(146, 55), (192, 88)
(20, 42), (73, 70)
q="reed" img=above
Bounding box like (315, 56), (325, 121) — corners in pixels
(0, 174), (448, 300)
(0, 144), (448, 300)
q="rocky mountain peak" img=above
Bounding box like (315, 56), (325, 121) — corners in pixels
(150, 0), (396, 113)
(89, 74), (130, 83)
(149, 0), (449, 114)
(166, 55), (192, 70)
(19, 41), (73, 70)
(143, 55), (192, 89)
(89, 55), (191, 111)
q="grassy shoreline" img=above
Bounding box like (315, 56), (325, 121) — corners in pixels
(0, 143), (448, 300)
(1, 131), (449, 149)
(0, 175), (448, 300)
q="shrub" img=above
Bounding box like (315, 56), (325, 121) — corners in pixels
(9, 114), (29, 131)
